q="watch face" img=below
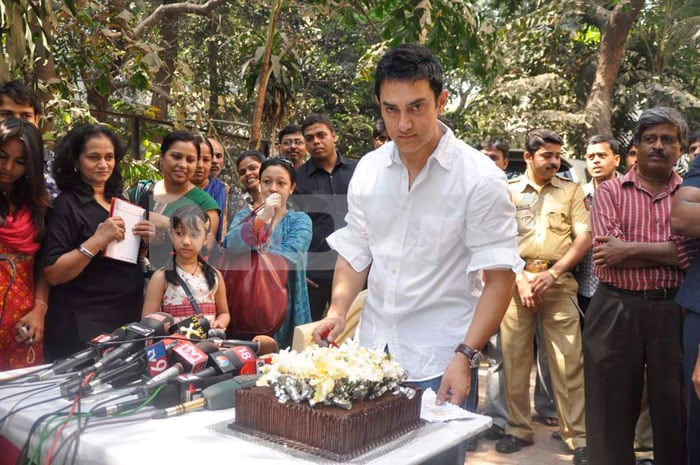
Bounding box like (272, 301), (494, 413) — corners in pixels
(470, 352), (483, 368)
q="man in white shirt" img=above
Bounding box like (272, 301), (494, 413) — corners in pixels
(312, 44), (522, 464)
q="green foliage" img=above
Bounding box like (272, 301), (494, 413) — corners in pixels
(120, 139), (161, 189)
(1, 0), (697, 165)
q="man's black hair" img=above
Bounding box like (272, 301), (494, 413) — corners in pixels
(374, 44), (444, 101)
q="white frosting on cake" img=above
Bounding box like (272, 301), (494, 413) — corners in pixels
(257, 341), (408, 407)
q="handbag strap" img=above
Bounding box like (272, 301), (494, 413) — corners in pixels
(174, 270), (202, 314)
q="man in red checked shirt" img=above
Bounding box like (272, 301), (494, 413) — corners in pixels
(584, 107), (696, 465)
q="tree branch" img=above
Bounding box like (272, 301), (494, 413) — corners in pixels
(574, 0), (611, 29)
(130, 0), (230, 39)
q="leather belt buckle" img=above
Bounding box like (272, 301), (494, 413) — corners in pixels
(524, 259), (551, 273)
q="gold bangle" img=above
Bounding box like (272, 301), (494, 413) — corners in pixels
(547, 268), (560, 281)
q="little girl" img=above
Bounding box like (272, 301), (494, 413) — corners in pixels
(142, 204), (230, 330)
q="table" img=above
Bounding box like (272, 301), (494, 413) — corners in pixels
(0, 369), (490, 464)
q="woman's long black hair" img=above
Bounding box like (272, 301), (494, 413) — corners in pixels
(0, 117), (49, 239)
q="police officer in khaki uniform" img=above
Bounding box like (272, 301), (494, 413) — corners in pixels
(495, 129), (591, 465)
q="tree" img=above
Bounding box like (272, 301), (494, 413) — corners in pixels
(579, 0), (645, 136)
(248, 0), (283, 150)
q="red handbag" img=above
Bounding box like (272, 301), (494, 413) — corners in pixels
(214, 213), (289, 338)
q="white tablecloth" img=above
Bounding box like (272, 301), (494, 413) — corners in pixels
(0, 368), (490, 464)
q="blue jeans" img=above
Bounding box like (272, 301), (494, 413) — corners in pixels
(411, 367), (479, 465)
(684, 310), (700, 465)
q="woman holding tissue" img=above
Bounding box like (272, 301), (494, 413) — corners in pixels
(40, 124), (155, 361)
(224, 157), (312, 348)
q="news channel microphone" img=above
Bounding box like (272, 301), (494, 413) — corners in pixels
(152, 374), (260, 419)
(207, 335), (278, 356)
(169, 315), (210, 340)
(83, 313), (175, 374)
(22, 326), (133, 382)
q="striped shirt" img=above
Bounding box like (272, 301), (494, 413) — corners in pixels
(591, 165), (695, 291)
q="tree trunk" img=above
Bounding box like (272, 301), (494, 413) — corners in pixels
(249, 0), (283, 150)
(31, 1), (58, 134)
(151, 0), (180, 120)
(207, 15), (220, 118)
(584, 0), (644, 137)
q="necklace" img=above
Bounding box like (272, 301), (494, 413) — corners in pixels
(177, 260), (198, 276)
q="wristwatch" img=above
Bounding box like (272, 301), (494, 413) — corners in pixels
(454, 343), (483, 368)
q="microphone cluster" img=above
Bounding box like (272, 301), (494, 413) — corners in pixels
(16, 312), (278, 412)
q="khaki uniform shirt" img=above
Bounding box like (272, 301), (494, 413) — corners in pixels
(509, 174), (590, 262)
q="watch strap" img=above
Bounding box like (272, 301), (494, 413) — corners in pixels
(455, 343), (482, 368)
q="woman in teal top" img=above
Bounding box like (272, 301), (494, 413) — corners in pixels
(129, 131), (220, 270)
(225, 158), (312, 348)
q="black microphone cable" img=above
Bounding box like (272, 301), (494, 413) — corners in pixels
(62, 385), (165, 465)
(16, 404), (71, 465)
(0, 383), (63, 428)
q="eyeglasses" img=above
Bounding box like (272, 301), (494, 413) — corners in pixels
(641, 135), (679, 147)
(280, 139), (305, 147)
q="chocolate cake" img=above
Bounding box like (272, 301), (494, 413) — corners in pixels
(231, 385), (424, 461)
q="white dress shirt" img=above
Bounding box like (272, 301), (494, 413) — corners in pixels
(327, 126), (522, 381)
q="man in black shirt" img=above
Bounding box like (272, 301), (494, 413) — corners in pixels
(295, 113), (357, 321)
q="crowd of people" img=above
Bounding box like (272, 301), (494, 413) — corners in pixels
(0, 44), (699, 465)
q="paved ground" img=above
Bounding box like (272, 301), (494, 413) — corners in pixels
(467, 365), (655, 465)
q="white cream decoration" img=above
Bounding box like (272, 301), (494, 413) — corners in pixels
(256, 341), (409, 408)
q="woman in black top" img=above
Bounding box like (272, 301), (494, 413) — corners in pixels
(40, 124), (154, 361)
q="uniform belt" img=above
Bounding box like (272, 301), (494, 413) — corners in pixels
(523, 259), (555, 273)
(604, 283), (678, 300)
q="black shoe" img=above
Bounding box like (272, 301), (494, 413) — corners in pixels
(495, 434), (534, 454)
(483, 424), (505, 440)
(638, 460), (654, 465)
(551, 431), (563, 441)
(572, 447), (588, 465)
(465, 436), (478, 451)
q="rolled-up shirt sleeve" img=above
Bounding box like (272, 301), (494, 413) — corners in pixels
(592, 180), (625, 239)
(672, 235), (699, 271)
(465, 175), (524, 274)
(326, 173), (372, 272)
(571, 184), (591, 237)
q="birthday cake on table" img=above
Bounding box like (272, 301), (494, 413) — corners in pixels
(231, 342), (424, 461)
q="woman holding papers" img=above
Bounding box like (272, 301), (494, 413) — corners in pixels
(0, 118), (50, 370)
(40, 124), (154, 361)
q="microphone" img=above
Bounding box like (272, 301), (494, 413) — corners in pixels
(141, 312), (176, 336)
(208, 335), (278, 356)
(136, 340), (219, 395)
(61, 357), (146, 397)
(25, 347), (99, 382)
(145, 339), (180, 377)
(22, 327), (133, 382)
(168, 339), (210, 374)
(207, 328), (227, 339)
(83, 313), (175, 374)
(202, 345), (258, 378)
(152, 374), (260, 419)
(92, 386), (181, 417)
(139, 363), (184, 390)
(169, 315), (210, 340)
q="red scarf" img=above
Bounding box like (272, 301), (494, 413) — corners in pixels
(0, 205), (40, 254)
